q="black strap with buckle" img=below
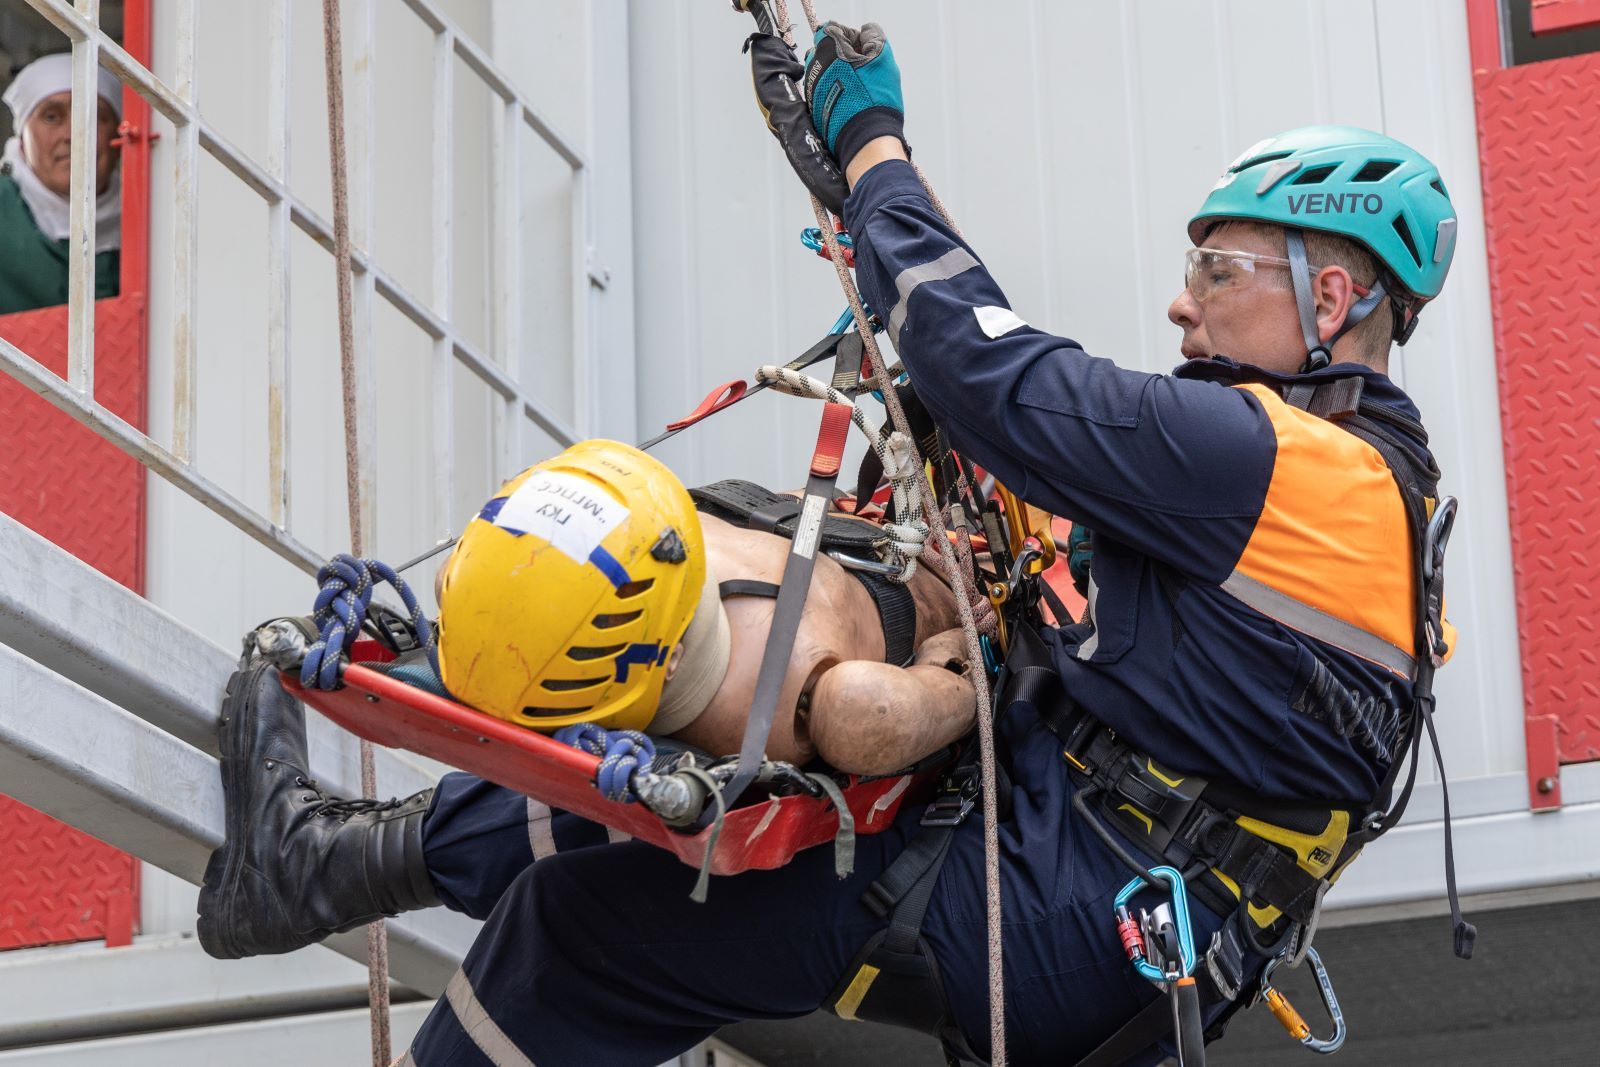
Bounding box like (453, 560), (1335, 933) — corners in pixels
(999, 625), (1331, 933)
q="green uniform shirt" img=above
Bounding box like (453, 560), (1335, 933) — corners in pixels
(0, 171), (119, 316)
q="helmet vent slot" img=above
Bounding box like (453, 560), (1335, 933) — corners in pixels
(540, 677), (608, 692)
(1351, 160), (1400, 183)
(614, 578), (656, 598)
(522, 705), (593, 717)
(1391, 215), (1423, 267)
(593, 610), (644, 629)
(1291, 164), (1337, 185)
(568, 643), (627, 662)
(1430, 178), (1448, 198)
(1232, 150), (1293, 173)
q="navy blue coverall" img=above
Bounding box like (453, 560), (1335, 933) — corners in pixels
(401, 159), (1440, 1066)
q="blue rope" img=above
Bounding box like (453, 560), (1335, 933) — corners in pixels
(301, 553), (440, 690)
(555, 723), (657, 803)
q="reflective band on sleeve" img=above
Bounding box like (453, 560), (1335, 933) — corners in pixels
(886, 246), (980, 343)
(1220, 570), (1416, 678)
(445, 968), (538, 1067)
(526, 798), (557, 860)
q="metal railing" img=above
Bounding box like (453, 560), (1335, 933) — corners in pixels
(5, 0), (593, 574)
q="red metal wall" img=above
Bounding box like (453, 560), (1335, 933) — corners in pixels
(0, 1), (151, 949)
(1467, 2), (1600, 809)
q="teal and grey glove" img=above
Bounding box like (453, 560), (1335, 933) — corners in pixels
(1066, 523), (1093, 598)
(803, 22), (906, 168)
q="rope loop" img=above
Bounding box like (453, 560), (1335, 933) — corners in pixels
(301, 553), (439, 690)
(754, 366), (929, 581)
(555, 724), (659, 803)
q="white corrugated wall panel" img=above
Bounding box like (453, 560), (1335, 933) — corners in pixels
(135, 0), (630, 939)
(626, 0), (1521, 782)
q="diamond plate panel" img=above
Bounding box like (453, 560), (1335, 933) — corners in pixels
(1474, 55), (1600, 797)
(0, 296), (146, 948)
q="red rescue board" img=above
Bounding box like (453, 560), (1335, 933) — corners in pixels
(286, 663), (930, 875)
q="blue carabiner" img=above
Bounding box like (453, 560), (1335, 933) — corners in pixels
(1113, 865), (1197, 984)
(979, 633), (999, 677)
(801, 226), (855, 257)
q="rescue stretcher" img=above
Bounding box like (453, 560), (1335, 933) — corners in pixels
(287, 641), (936, 875)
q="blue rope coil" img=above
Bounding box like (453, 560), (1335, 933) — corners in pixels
(555, 723), (657, 803)
(301, 553), (439, 690)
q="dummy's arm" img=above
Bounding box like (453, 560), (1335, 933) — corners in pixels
(806, 628), (975, 776)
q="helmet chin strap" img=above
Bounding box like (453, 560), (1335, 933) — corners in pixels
(1285, 227), (1389, 374)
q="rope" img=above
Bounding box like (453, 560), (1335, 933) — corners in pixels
(300, 554), (440, 690)
(555, 724), (659, 802)
(320, 1), (391, 1060)
(754, 363), (929, 579)
(770, 2), (1007, 1059)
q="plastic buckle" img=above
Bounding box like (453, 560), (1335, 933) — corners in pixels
(370, 607), (420, 655)
(920, 769), (979, 827)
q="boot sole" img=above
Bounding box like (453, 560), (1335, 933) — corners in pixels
(196, 663), (268, 959)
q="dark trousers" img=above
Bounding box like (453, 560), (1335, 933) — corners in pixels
(405, 703), (1236, 1066)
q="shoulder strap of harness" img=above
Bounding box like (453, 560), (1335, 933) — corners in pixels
(1285, 383), (1474, 959)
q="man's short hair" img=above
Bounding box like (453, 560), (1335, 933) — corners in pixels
(1216, 221), (1393, 364)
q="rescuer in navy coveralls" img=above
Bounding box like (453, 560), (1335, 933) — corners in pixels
(198, 20), (1464, 1067)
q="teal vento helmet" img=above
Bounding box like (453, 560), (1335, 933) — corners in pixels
(1189, 125), (1458, 361)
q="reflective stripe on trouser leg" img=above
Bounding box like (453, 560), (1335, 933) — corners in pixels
(406, 968), (538, 1067)
(423, 774), (622, 919)
(526, 799), (557, 860)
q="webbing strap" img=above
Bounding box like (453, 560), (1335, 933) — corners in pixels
(867, 825), (956, 955)
(1285, 229), (1326, 363)
(718, 579), (781, 600)
(716, 355), (858, 813)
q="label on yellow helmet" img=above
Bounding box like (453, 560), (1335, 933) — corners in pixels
(485, 470), (629, 564)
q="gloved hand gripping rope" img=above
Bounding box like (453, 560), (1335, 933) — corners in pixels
(742, 1), (1009, 1059)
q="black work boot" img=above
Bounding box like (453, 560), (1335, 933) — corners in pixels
(197, 661), (441, 959)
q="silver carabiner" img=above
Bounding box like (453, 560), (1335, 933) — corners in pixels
(1260, 947), (1346, 1055)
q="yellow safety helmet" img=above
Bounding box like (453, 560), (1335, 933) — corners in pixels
(436, 439), (706, 733)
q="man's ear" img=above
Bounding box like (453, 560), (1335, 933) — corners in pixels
(663, 641), (686, 683)
(1313, 265), (1358, 343)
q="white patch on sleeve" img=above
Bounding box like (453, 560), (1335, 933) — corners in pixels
(974, 305), (1029, 339)
(495, 470), (629, 563)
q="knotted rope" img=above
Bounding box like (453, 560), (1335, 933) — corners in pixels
(300, 554), (439, 691)
(556, 724), (659, 802)
(755, 362), (929, 580)
(771, 2), (1008, 1059)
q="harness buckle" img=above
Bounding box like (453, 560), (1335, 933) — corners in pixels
(1107, 754), (1209, 854)
(920, 767), (979, 828)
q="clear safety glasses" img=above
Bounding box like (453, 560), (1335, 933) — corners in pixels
(1183, 247), (1372, 303)
(1183, 248), (1301, 302)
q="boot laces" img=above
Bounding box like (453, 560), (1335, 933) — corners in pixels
(293, 775), (409, 821)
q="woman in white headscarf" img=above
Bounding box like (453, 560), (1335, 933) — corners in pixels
(0, 53), (123, 314)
